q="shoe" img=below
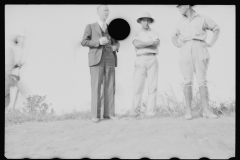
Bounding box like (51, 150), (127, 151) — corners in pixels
(202, 111), (218, 119)
(144, 112), (156, 118)
(104, 115), (120, 120)
(91, 117), (100, 123)
(130, 112), (140, 117)
(184, 114), (193, 120)
(185, 108), (193, 120)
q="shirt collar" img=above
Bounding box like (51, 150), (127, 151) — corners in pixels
(192, 11), (199, 19)
(183, 11), (199, 20)
(141, 27), (152, 32)
(97, 19), (108, 27)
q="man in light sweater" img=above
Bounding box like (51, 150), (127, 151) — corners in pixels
(131, 12), (160, 117)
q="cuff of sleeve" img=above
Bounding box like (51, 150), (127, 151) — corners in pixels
(212, 26), (220, 32)
(172, 33), (178, 37)
(95, 39), (101, 46)
(132, 39), (138, 43)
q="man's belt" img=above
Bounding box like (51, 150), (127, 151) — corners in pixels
(192, 39), (205, 42)
(137, 53), (156, 56)
(184, 39), (205, 43)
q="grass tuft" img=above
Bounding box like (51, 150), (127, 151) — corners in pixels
(5, 88), (235, 125)
(5, 109), (92, 126)
(118, 84), (235, 120)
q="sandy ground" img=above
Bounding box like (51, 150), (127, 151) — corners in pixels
(5, 116), (235, 159)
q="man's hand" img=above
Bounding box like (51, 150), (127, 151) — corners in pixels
(99, 37), (109, 45)
(9, 74), (20, 82)
(177, 42), (184, 48)
(172, 34), (183, 48)
(202, 42), (212, 48)
(152, 39), (160, 47)
(111, 45), (118, 52)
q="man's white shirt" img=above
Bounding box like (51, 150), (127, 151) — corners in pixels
(133, 27), (160, 56)
(97, 19), (107, 32)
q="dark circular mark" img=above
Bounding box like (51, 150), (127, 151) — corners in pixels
(108, 18), (130, 41)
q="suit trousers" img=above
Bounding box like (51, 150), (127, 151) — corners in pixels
(132, 55), (159, 115)
(90, 66), (115, 118)
(179, 40), (210, 87)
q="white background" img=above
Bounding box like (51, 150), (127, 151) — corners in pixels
(5, 5), (235, 114)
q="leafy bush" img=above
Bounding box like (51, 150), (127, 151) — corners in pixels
(5, 95), (92, 126)
(23, 95), (54, 116)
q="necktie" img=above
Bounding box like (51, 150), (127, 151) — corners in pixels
(102, 23), (106, 32)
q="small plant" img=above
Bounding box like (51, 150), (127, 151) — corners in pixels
(5, 85), (235, 125)
(23, 95), (54, 116)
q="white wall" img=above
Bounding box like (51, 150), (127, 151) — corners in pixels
(5, 5), (235, 114)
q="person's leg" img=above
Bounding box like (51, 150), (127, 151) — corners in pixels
(6, 86), (18, 112)
(132, 57), (147, 115)
(193, 41), (217, 118)
(146, 56), (159, 116)
(5, 73), (13, 108)
(17, 65), (32, 98)
(90, 66), (104, 120)
(103, 66), (116, 118)
(179, 42), (194, 119)
(100, 79), (104, 119)
(5, 73), (18, 113)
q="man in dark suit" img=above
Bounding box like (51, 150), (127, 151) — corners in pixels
(81, 5), (120, 123)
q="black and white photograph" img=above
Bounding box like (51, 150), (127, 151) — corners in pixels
(5, 4), (235, 159)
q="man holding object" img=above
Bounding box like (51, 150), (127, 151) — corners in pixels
(81, 5), (120, 123)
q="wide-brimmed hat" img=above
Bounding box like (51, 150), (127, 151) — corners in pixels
(137, 12), (154, 23)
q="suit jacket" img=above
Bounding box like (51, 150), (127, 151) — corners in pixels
(81, 22), (119, 67)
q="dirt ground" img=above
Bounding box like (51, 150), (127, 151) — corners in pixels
(5, 116), (235, 159)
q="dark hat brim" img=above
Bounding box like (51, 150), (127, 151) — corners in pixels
(137, 17), (154, 23)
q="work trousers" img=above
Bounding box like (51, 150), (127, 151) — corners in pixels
(179, 40), (210, 87)
(132, 55), (159, 115)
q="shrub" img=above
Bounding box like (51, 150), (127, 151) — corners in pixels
(23, 95), (54, 116)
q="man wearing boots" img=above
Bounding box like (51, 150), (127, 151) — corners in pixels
(172, 5), (220, 119)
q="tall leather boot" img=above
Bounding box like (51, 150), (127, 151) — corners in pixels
(184, 85), (193, 120)
(199, 85), (218, 119)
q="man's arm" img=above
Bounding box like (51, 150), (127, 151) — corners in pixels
(172, 34), (181, 48)
(81, 24), (100, 48)
(209, 29), (220, 47)
(171, 22), (183, 48)
(132, 39), (153, 49)
(115, 41), (120, 49)
(202, 16), (221, 48)
(110, 38), (120, 52)
(114, 41), (120, 52)
(203, 29), (220, 48)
